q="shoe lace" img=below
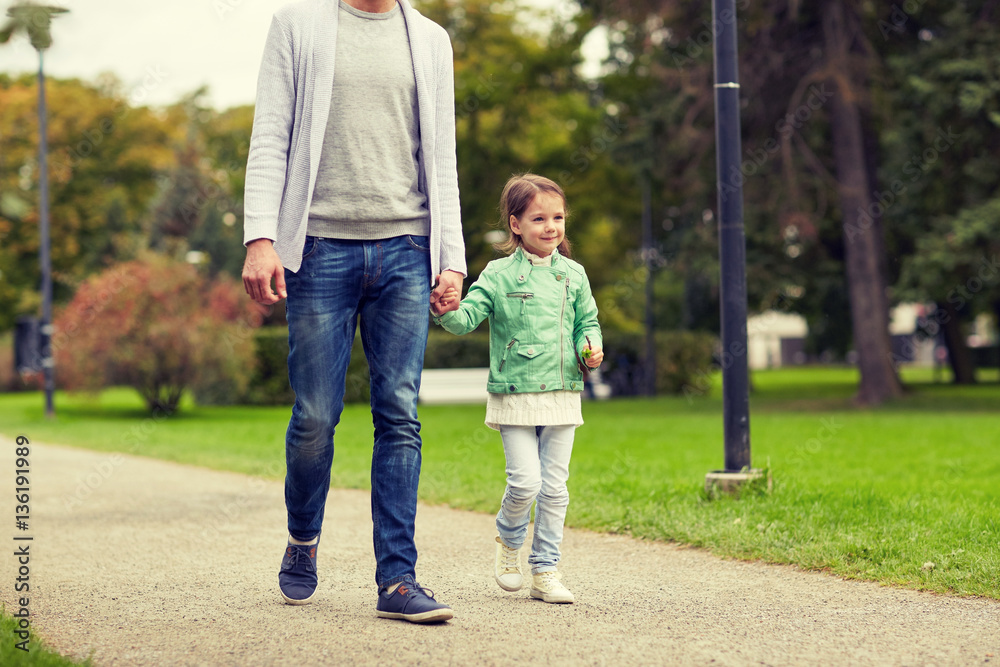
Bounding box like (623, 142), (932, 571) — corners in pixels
(535, 571), (561, 589)
(283, 544), (315, 569)
(499, 543), (520, 574)
(400, 581), (437, 600)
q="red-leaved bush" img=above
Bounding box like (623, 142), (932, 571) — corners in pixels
(54, 253), (265, 412)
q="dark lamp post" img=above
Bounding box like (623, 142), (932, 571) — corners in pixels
(704, 0), (769, 495)
(2, 3), (70, 418)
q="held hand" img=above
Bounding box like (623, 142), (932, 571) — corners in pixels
(582, 344), (604, 368)
(430, 270), (463, 314)
(242, 239), (286, 305)
(430, 287), (460, 316)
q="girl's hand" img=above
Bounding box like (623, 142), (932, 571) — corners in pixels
(582, 344), (603, 368)
(430, 287), (460, 316)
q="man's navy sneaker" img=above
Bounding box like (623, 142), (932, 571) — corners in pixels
(279, 536), (319, 605)
(375, 575), (453, 623)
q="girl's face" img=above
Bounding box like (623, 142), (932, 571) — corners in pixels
(510, 192), (565, 258)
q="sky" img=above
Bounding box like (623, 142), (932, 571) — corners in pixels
(0, 0), (604, 110)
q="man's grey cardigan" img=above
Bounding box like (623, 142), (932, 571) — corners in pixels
(243, 0), (466, 279)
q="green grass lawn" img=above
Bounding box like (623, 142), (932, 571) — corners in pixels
(1, 366), (997, 602)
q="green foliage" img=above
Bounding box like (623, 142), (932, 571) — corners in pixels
(3, 0), (998, 406)
(881, 3), (1000, 312)
(0, 4), (68, 51)
(424, 326), (490, 369)
(601, 330), (717, 396)
(149, 90), (250, 278)
(0, 78), (251, 332)
(344, 336), (371, 405)
(0, 73), (179, 330)
(900, 199), (1000, 311)
(244, 327), (294, 406)
(0, 332), (17, 392)
(244, 326), (370, 406)
(52, 254), (261, 413)
(594, 263), (690, 336)
(578, 0), (845, 362)
(415, 0), (627, 289)
(655, 330), (718, 394)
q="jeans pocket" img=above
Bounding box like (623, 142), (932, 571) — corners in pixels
(301, 236), (320, 261)
(405, 235), (430, 251)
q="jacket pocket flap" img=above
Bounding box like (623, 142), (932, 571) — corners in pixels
(516, 344), (544, 358)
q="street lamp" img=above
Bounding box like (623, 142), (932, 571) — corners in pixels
(1, 2), (69, 418)
(704, 0), (768, 494)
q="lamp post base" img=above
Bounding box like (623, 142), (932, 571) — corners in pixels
(704, 469), (771, 497)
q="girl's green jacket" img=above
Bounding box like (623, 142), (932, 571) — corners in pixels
(433, 247), (602, 394)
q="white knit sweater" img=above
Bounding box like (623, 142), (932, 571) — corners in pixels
(243, 0), (466, 279)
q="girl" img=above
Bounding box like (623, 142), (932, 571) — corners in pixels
(431, 173), (603, 604)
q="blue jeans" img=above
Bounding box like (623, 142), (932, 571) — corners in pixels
(284, 235), (431, 589)
(495, 424), (576, 573)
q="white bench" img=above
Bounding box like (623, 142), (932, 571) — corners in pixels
(418, 367), (490, 405)
(418, 367), (612, 404)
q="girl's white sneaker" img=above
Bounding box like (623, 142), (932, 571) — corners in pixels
(530, 570), (575, 604)
(494, 536), (524, 591)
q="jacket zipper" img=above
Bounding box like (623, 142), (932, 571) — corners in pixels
(506, 292), (533, 316)
(559, 276), (568, 388)
(498, 337), (517, 373)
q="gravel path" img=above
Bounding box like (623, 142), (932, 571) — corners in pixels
(2, 437), (998, 666)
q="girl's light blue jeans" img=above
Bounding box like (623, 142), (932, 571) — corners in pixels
(496, 424), (576, 574)
(283, 235), (431, 589)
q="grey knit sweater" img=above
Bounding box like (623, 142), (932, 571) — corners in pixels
(243, 0), (466, 278)
(306, 1), (428, 240)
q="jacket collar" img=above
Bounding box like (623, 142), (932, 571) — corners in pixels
(512, 246), (564, 284)
(513, 245), (561, 264)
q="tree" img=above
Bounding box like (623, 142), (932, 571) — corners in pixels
(53, 254), (264, 413)
(582, 0), (905, 403)
(881, 1), (1000, 383)
(819, 0), (902, 403)
(417, 0), (630, 288)
(579, 0), (813, 337)
(900, 201), (1000, 383)
(163, 94), (253, 280)
(0, 73), (178, 329)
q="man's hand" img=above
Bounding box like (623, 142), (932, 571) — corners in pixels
(430, 287), (459, 316)
(242, 239), (286, 305)
(430, 270), (463, 314)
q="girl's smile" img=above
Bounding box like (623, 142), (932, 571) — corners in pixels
(510, 192), (566, 257)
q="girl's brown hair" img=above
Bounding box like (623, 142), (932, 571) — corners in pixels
(493, 173), (572, 258)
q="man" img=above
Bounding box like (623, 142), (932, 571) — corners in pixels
(241, 0), (465, 624)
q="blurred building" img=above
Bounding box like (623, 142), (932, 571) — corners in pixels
(745, 303), (953, 370)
